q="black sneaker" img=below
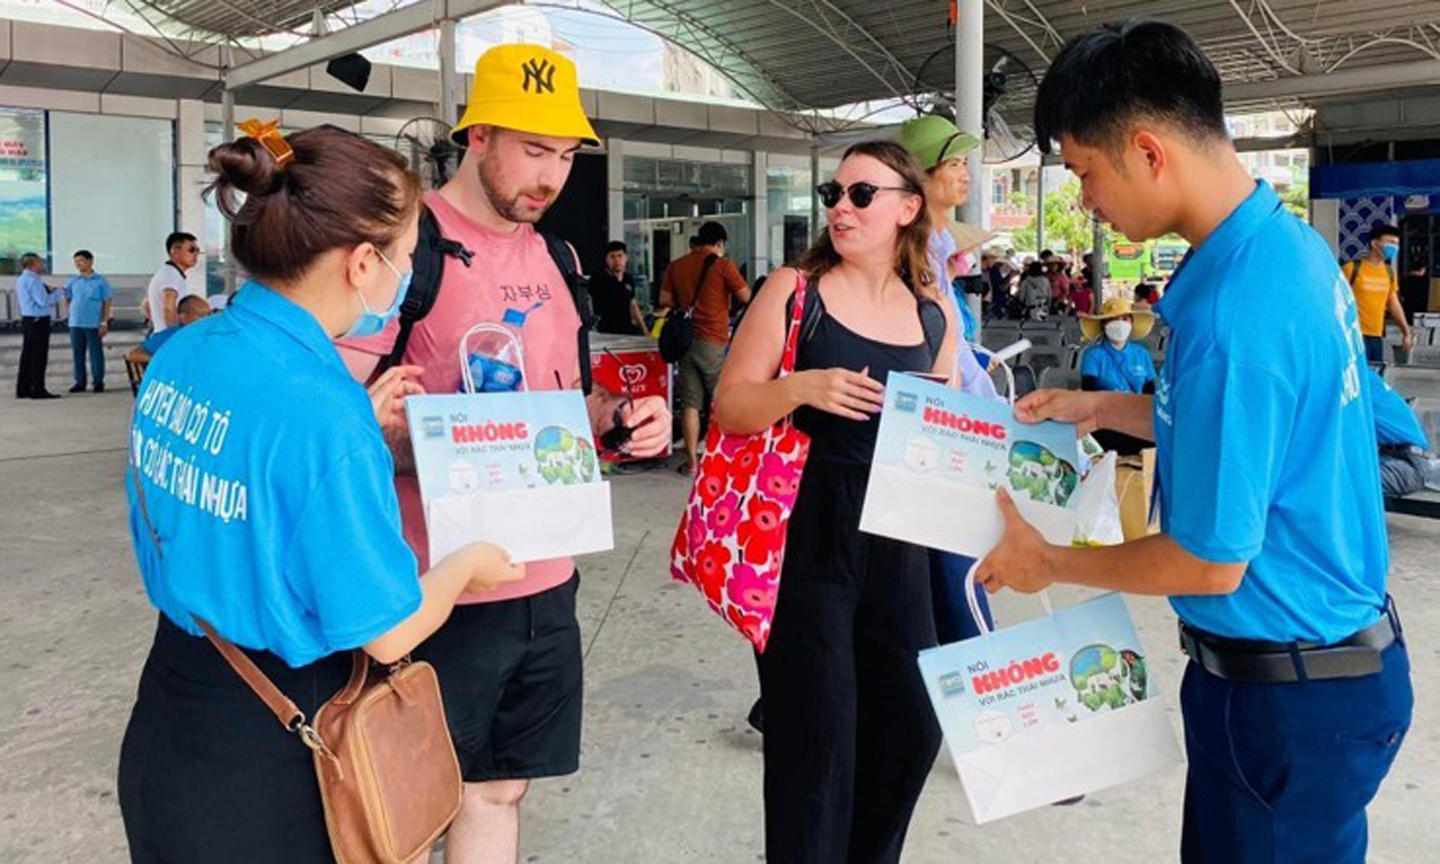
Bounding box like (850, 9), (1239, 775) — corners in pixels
(69, 384), (86, 393)
(93, 383), (105, 393)
(32, 391), (61, 400)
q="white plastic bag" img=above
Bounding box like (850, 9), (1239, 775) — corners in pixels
(1072, 451), (1124, 547)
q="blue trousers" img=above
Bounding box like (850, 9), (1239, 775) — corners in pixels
(1180, 637), (1412, 863)
(1363, 335), (1386, 364)
(928, 550), (992, 644)
(70, 327), (104, 387)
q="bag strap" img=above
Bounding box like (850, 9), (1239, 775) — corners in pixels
(779, 271), (808, 377)
(128, 430), (356, 747)
(194, 618), (308, 729)
(963, 560), (1052, 635)
(373, 205), (473, 383)
(541, 231), (594, 396)
(686, 254), (719, 315)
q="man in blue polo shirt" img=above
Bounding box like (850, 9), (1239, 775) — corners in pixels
(64, 249), (114, 393)
(975, 20), (1411, 864)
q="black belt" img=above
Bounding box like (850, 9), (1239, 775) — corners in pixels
(1179, 599), (1401, 684)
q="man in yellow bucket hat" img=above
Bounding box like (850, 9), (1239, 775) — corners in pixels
(339, 44), (671, 864)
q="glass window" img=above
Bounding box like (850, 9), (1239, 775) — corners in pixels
(0, 107), (48, 275)
(49, 111), (175, 277)
(767, 164), (814, 271)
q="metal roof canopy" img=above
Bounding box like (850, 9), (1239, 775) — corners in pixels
(198, 0), (1440, 117)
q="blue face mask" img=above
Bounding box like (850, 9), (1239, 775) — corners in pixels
(345, 248), (411, 339)
(1381, 244), (1399, 264)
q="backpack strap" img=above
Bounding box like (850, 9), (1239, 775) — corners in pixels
(541, 231), (594, 395)
(1347, 259), (1399, 294)
(919, 298), (947, 362)
(372, 205), (472, 383)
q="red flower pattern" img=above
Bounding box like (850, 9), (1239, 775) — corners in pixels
(737, 497), (786, 565)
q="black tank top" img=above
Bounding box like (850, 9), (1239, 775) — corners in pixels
(792, 284), (945, 467)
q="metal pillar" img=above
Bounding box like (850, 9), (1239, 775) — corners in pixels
(751, 150), (768, 278)
(221, 49), (237, 295)
(810, 145), (821, 243)
(1091, 219), (1106, 307)
(956, 0), (984, 229)
(438, 18), (460, 128)
(1035, 164), (1046, 255)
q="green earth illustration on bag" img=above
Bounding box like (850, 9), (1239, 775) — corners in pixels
(1007, 440), (1079, 506)
(1069, 644), (1148, 713)
(534, 426), (598, 485)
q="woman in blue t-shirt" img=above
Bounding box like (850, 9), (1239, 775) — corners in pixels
(1079, 297), (1157, 455)
(1080, 297), (1157, 394)
(118, 124), (523, 864)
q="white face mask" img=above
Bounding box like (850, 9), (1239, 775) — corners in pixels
(1105, 319), (1132, 344)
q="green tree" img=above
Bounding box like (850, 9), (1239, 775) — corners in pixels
(1279, 183), (1310, 219)
(1012, 179), (1097, 255)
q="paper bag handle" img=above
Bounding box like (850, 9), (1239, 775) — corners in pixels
(963, 559), (1053, 637)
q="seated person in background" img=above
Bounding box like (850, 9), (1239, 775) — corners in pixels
(1371, 369), (1440, 498)
(1079, 297), (1157, 455)
(1133, 281), (1157, 310)
(1068, 280), (1093, 315)
(140, 294), (211, 356)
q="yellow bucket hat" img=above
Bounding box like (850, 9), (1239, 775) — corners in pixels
(452, 44), (599, 147)
(1080, 297), (1155, 342)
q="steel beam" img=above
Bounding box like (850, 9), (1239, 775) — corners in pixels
(226, 0), (508, 91)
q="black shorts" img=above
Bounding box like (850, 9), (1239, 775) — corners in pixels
(414, 573), (583, 783)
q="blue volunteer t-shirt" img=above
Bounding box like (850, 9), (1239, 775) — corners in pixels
(1153, 181), (1388, 645)
(126, 282), (420, 668)
(1080, 340), (1155, 394)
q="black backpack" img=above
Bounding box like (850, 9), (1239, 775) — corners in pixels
(374, 205), (594, 393)
(658, 253), (718, 363)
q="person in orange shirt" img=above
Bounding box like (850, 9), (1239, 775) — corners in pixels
(1343, 223), (1413, 363)
(658, 221), (752, 475)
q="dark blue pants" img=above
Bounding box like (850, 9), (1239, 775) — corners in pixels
(1179, 638), (1412, 863)
(70, 327), (104, 387)
(928, 550), (992, 644)
(1364, 335), (1386, 364)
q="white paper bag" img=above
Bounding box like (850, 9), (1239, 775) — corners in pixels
(427, 481), (614, 565)
(407, 390), (614, 565)
(859, 374), (1082, 558)
(918, 568), (1184, 824)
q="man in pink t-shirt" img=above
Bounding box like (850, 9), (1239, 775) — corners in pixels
(339, 45), (670, 864)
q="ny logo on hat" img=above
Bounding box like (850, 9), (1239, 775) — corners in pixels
(522, 58), (556, 94)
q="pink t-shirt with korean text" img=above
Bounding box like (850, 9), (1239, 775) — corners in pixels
(340, 190), (583, 604)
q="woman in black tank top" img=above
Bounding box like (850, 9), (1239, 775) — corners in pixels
(712, 141), (957, 864)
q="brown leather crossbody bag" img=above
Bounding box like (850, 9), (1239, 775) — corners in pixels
(131, 458), (462, 863)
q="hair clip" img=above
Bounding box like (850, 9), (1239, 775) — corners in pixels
(237, 118), (294, 169)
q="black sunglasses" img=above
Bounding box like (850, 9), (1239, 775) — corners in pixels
(816, 181), (916, 209)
